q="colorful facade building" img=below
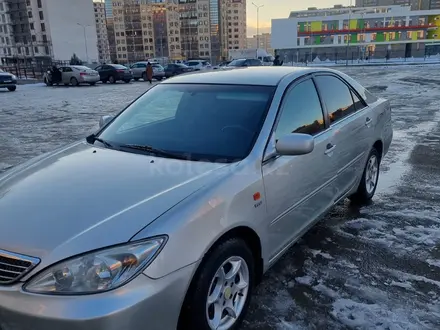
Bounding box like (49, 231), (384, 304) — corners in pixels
(272, 5), (440, 62)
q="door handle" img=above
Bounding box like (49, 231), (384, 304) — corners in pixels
(325, 143), (336, 155)
(365, 117), (372, 126)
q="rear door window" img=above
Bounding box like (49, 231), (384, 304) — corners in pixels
(314, 75), (356, 124)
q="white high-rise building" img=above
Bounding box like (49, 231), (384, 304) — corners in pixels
(93, 0), (111, 63)
(0, 0), (98, 64)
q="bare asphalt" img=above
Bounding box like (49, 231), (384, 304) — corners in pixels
(1, 65), (440, 329)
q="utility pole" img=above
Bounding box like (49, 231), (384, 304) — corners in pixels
(252, 2), (264, 49)
(77, 23), (91, 63)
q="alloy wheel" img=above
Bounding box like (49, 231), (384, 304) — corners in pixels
(365, 154), (378, 194)
(206, 256), (249, 330)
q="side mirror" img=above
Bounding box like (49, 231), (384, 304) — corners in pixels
(275, 133), (314, 156)
(99, 115), (114, 128)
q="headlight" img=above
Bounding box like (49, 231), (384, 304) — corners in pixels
(23, 237), (167, 295)
(11, 75), (17, 80)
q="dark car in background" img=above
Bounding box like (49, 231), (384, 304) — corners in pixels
(94, 64), (133, 84)
(163, 63), (193, 78)
(0, 68), (17, 91)
(227, 58), (262, 68)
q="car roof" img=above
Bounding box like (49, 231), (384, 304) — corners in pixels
(162, 67), (334, 86)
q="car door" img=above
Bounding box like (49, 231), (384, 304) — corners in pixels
(314, 74), (371, 201)
(263, 78), (338, 259)
(95, 65), (105, 81)
(134, 63), (146, 78)
(61, 67), (73, 84)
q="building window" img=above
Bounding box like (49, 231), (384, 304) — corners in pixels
(37, 0), (42, 8)
(39, 11), (44, 20)
(30, 23), (34, 30)
(45, 46), (49, 54)
(28, 11), (32, 18)
(41, 23), (45, 31)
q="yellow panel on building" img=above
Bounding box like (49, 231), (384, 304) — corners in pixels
(349, 19), (357, 29)
(411, 32), (418, 40)
(311, 21), (322, 32)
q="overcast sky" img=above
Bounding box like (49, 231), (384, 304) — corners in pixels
(246, 0), (351, 36)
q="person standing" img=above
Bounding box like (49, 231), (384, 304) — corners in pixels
(273, 55), (283, 66)
(146, 62), (153, 84)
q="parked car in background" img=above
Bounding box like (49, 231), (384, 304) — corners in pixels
(43, 65), (100, 86)
(130, 62), (165, 81)
(0, 67), (392, 330)
(95, 64), (133, 84)
(164, 63), (193, 78)
(186, 60), (211, 71)
(212, 61), (231, 70)
(0, 68), (17, 91)
(227, 58), (262, 68)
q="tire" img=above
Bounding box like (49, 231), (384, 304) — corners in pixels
(89, 82), (96, 86)
(142, 72), (147, 81)
(70, 77), (79, 86)
(349, 147), (380, 204)
(7, 86), (16, 92)
(134, 78), (139, 81)
(108, 75), (116, 84)
(179, 238), (254, 330)
(124, 79), (131, 83)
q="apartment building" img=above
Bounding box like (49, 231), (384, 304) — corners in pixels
(94, 0), (111, 63)
(0, 0), (98, 64)
(111, 0), (181, 63)
(355, 0), (440, 10)
(272, 5), (440, 61)
(247, 33), (273, 54)
(223, 0), (246, 52)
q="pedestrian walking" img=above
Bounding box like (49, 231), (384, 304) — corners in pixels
(146, 62), (153, 84)
(273, 55), (283, 66)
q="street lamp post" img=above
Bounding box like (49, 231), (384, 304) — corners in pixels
(345, 0), (353, 66)
(77, 23), (91, 63)
(252, 2), (264, 49)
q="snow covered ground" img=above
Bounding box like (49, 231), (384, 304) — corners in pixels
(2, 66), (440, 329)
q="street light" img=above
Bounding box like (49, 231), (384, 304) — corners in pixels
(77, 23), (92, 63)
(345, 0), (353, 66)
(252, 2), (264, 49)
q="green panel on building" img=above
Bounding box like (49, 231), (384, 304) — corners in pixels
(376, 32), (384, 42)
(299, 22), (305, 32)
(395, 32), (399, 41)
(350, 33), (358, 43)
(358, 20), (365, 29)
(315, 36), (321, 44)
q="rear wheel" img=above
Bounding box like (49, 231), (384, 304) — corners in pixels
(142, 72), (147, 81)
(7, 86), (16, 92)
(179, 238), (254, 330)
(70, 77), (79, 86)
(108, 75), (116, 84)
(349, 147), (380, 204)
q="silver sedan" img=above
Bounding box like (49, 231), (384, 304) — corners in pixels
(0, 67), (392, 330)
(43, 65), (100, 86)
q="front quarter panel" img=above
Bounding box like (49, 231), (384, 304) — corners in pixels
(134, 162), (268, 279)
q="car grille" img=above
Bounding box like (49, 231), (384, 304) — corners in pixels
(0, 75), (12, 83)
(0, 249), (40, 285)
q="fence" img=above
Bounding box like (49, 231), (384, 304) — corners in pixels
(0, 60), (70, 80)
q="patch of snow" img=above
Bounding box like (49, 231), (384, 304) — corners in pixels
(295, 276), (314, 286)
(390, 280), (413, 290)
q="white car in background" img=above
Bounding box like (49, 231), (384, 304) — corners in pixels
(186, 60), (212, 71)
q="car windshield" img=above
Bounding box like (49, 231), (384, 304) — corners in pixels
(98, 84), (275, 162)
(228, 59), (246, 67)
(0, 68), (4, 72)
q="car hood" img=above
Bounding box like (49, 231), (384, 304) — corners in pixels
(0, 142), (229, 267)
(0, 72), (12, 77)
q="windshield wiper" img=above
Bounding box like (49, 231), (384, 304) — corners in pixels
(120, 144), (189, 160)
(86, 134), (114, 149)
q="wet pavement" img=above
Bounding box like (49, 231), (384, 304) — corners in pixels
(2, 66), (440, 329)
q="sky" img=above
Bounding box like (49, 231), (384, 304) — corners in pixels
(246, 0), (351, 36)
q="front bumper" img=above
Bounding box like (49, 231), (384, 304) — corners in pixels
(0, 262), (197, 330)
(0, 81), (17, 88)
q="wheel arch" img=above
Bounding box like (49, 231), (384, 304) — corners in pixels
(373, 139), (383, 160)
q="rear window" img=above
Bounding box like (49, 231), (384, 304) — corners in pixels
(111, 64), (128, 69)
(72, 66), (91, 71)
(337, 72), (378, 104)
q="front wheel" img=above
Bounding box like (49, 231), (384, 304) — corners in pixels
(179, 238), (254, 330)
(7, 86), (16, 92)
(349, 147), (380, 204)
(108, 75), (116, 84)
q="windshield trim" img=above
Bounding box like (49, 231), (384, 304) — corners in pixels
(94, 83), (277, 163)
